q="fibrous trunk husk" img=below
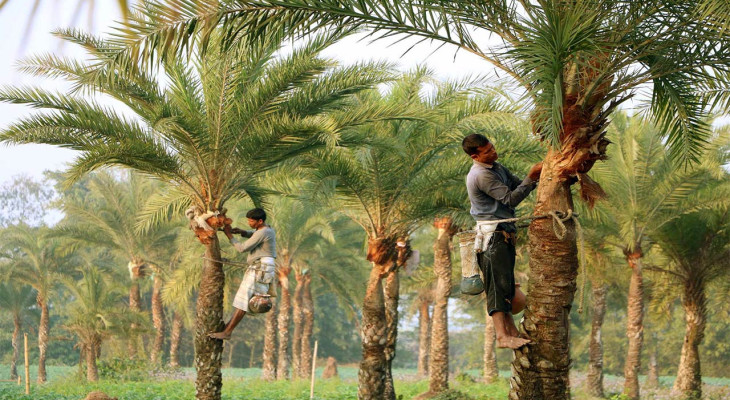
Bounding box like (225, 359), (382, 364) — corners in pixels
(587, 282), (608, 397)
(86, 336), (101, 382)
(383, 266), (400, 400)
(358, 262), (388, 400)
(276, 263), (292, 380)
(169, 311), (183, 368)
(623, 252), (644, 400)
(672, 280), (707, 400)
(483, 309), (498, 383)
(262, 295), (278, 381)
(151, 273), (165, 365)
(194, 236), (225, 400)
(429, 223), (453, 394)
(38, 298), (49, 383)
(510, 152), (579, 400)
(11, 314), (20, 380)
(292, 271), (304, 378)
(417, 295), (431, 377)
(299, 274), (314, 379)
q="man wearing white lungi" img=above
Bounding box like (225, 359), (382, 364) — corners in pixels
(209, 208), (276, 340)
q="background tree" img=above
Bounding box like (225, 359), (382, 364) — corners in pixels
(0, 25), (397, 399)
(0, 225), (72, 383)
(0, 282), (36, 381)
(591, 114), (725, 399)
(62, 263), (145, 381)
(108, 2), (730, 398)
(55, 171), (177, 361)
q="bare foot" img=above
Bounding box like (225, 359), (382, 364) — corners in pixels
(497, 335), (531, 349)
(208, 331), (231, 340)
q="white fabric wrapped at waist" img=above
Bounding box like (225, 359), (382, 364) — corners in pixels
(474, 221), (498, 253)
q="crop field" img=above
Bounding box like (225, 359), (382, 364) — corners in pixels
(0, 365), (728, 400)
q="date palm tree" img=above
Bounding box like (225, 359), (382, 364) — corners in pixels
(106, 2), (730, 398)
(0, 225), (73, 383)
(590, 114), (727, 399)
(0, 27), (396, 399)
(56, 171), (177, 361)
(62, 263), (146, 381)
(0, 282), (36, 381)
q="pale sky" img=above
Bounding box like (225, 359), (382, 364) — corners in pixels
(0, 1), (491, 186)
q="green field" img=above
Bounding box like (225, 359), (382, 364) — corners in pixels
(0, 365), (728, 400)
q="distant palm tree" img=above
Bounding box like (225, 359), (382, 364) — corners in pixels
(0, 225), (73, 383)
(62, 264), (146, 381)
(0, 282), (36, 381)
(105, 2), (730, 398)
(0, 26), (396, 400)
(591, 114), (727, 399)
(56, 171), (177, 361)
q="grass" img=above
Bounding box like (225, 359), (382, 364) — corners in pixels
(0, 365), (728, 400)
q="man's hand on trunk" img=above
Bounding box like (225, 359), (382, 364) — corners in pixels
(528, 162), (543, 181)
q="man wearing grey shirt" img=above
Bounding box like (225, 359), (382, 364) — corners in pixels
(463, 133), (542, 349)
(209, 208), (276, 340)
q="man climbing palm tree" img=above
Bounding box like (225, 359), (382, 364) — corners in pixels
(463, 133), (541, 349)
(209, 208), (277, 340)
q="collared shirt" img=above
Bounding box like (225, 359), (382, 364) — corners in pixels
(466, 161), (536, 232)
(231, 226), (277, 264)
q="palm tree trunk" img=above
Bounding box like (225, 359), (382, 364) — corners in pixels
(194, 236), (226, 400)
(483, 310), (498, 383)
(299, 274), (314, 379)
(646, 334), (659, 389)
(510, 153), (579, 400)
(262, 296), (278, 381)
(37, 297), (49, 383)
(292, 271), (304, 378)
(383, 267), (400, 400)
(151, 273), (165, 365)
(358, 263), (388, 400)
(672, 280), (706, 400)
(623, 254), (644, 400)
(86, 337), (100, 382)
(587, 282), (608, 398)
(128, 282), (141, 358)
(11, 313), (21, 380)
(417, 296), (431, 377)
(169, 311), (183, 368)
(276, 265), (292, 380)
(429, 223), (453, 394)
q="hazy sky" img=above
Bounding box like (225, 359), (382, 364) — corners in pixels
(0, 1), (491, 186)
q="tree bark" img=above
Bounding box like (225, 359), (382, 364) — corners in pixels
(417, 295), (431, 377)
(262, 296), (278, 381)
(128, 281), (141, 359)
(646, 338), (659, 389)
(194, 236), (225, 400)
(151, 273), (165, 365)
(358, 263), (388, 400)
(11, 313), (20, 380)
(623, 254), (644, 400)
(169, 311), (183, 368)
(86, 337), (100, 382)
(483, 309), (498, 383)
(383, 267), (400, 400)
(299, 274), (314, 379)
(38, 297), (49, 383)
(510, 153), (579, 400)
(292, 271), (304, 378)
(672, 280), (707, 400)
(276, 264), (292, 380)
(587, 283), (608, 398)
(429, 222), (453, 394)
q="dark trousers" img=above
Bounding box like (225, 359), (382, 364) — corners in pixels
(477, 233), (516, 316)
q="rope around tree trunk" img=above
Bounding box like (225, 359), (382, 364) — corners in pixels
(483, 210), (587, 313)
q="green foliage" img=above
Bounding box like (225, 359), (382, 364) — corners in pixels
(96, 358), (149, 382)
